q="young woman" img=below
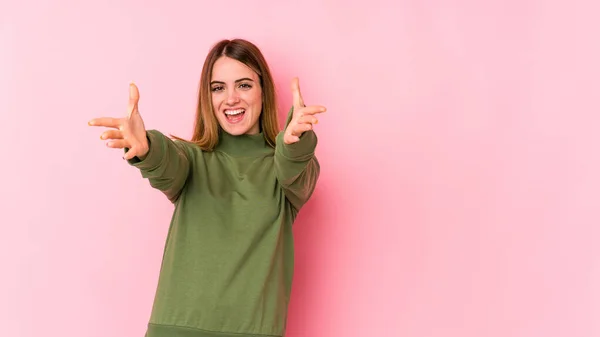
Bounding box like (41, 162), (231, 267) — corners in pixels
(88, 38), (325, 337)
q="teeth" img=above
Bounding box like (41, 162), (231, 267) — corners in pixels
(225, 109), (244, 115)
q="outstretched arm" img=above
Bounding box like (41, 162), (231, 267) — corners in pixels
(274, 78), (326, 211)
(127, 130), (191, 203)
(89, 82), (191, 203)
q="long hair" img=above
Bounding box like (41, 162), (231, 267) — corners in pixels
(172, 39), (280, 150)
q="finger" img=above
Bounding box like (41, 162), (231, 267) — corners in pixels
(123, 148), (138, 161)
(106, 139), (130, 149)
(298, 115), (319, 125)
(291, 122), (313, 136)
(100, 129), (124, 140)
(296, 105), (326, 116)
(284, 134), (300, 144)
(291, 77), (304, 108)
(88, 117), (122, 128)
(128, 82), (140, 119)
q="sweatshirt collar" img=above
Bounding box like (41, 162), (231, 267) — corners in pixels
(215, 129), (272, 157)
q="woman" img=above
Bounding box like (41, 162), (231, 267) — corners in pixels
(88, 38), (325, 337)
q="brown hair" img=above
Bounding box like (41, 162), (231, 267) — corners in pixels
(172, 38), (280, 150)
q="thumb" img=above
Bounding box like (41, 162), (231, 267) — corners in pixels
(128, 81), (140, 118)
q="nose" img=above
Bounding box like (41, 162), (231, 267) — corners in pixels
(226, 89), (240, 105)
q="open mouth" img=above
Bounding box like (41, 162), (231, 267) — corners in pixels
(224, 108), (245, 123)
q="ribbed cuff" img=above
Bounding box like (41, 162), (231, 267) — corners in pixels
(275, 130), (317, 160)
(125, 130), (163, 170)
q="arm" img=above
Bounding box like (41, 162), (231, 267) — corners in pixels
(273, 78), (326, 211)
(89, 83), (191, 203)
(127, 130), (192, 203)
(274, 107), (320, 211)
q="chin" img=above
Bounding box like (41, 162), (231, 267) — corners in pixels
(220, 123), (250, 136)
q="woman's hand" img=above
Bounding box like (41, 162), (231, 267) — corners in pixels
(88, 82), (149, 160)
(283, 77), (326, 145)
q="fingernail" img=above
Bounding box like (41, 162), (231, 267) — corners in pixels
(314, 119), (318, 124)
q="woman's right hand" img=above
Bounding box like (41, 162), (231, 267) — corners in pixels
(88, 82), (149, 161)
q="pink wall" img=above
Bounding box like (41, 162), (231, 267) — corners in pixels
(2, 1), (600, 336)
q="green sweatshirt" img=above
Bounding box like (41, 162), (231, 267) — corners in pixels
(127, 109), (319, 337)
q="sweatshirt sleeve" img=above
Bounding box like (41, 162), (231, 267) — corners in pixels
(274, 107), (321, 212)
(125, 129), (192, 203)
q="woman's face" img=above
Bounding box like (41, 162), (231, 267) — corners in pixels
(210, 56), (263, 136)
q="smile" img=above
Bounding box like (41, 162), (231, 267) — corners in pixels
(224, 108), (246, 123)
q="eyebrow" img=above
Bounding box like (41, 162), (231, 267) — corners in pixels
(210, 78), (255, 85)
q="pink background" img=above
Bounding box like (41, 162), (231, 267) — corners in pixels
(2, 1), (600, 336)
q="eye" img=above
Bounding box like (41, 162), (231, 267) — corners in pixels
(211, 86), (224, 92)
(239, 83), (252, 89)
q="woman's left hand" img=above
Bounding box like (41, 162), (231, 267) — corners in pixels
(283, 77), (326, 145)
